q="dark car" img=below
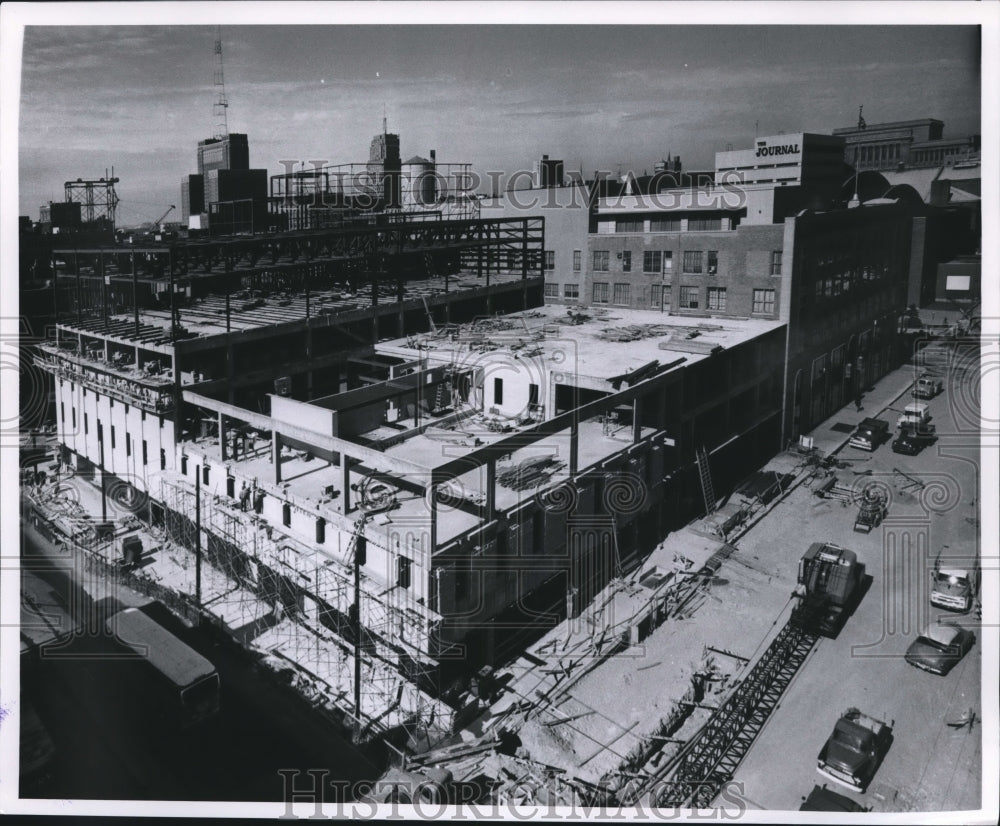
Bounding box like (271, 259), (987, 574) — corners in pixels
(905, 622), (976, 676)
(892, 424), (936, 455)
(800, 784), (868, 812)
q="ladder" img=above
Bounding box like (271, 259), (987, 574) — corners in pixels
(432, 381), (447, 413)
(696, 446), (717, 515)
(346, 511), (370, 562)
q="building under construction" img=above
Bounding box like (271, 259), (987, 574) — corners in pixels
(33, 201), (794, 745)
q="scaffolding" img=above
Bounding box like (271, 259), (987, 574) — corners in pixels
(156, 474), (453, 744)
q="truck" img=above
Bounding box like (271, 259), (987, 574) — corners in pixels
(106, 607), (221, 727)
(896, 402), (934, 435)
(792, 543), (866, 637)
(816, 708), (892, 793)
(912, 375), (944, 399)
(848, 417), (889, 452)
(930, 557), (978, 613)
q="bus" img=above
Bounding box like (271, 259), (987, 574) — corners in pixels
(106, 607), (221, 727)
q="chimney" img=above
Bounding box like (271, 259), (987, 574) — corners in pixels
(673, 156), (681, 172)
(430, 149), (436, 165)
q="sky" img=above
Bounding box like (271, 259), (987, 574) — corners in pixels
(15, 20), (981, 227)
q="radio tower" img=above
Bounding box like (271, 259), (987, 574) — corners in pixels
(213, 25), (229, 138)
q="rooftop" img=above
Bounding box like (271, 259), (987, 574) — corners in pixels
(376, 304), (785, 383)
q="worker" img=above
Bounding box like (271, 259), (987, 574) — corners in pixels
(239, 481), (249, 511)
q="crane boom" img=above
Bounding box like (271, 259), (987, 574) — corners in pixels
(155, 205), (176, 227)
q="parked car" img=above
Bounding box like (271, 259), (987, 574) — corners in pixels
(905, 622), (975, 676)
(912, 375), (944, 399)
(800, 784), (869, 812)
(892, 426), (935, 455)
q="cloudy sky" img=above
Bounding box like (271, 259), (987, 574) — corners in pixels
(16, 20), (980, 226)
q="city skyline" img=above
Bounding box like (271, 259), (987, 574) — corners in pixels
(16, 21), (980, 226)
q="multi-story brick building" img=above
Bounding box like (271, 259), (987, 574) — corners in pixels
(576, 133), (912, 442)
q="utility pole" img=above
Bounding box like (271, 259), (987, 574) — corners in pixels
(195, 465), (202, 606)
(352, 533), (365, 726)
(98, 424), (107, 523)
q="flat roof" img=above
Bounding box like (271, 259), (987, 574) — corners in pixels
(376, 304), (784, 382)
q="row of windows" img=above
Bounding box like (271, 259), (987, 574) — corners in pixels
(588, 282), (777, 314)
(853, 143), (901, 165)
(605, 217), (722, 233)
(590, 249), (781, 275)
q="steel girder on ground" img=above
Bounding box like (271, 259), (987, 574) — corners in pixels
(640, 620), (819, 809)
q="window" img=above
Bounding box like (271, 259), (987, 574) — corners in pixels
(650, 285), (661, 307)
(621, 251), (631, 272)
(663, 285), (672, 307)
(707, 287), (727, 311)
(126, 432), (131, 457)
(612, 283), (631, 305)
(493, 377), (504, 405)
(544, 282), (559, 298)
(160, 448), (167, 470)
(593, 282), (610, 304)
(663, 251), (673, 270)
(544, 250), (555, 270)
(61, 402), (65, 425)
(111, 426), (116, 449)
(84, 413), (89, 435)
(679, 286), (700, 309)
(573, 250), (581, 272)
(528, 383), (539, 407)
(71, 408), (76, 429)
(142, 440), (148, 466)
(707, 251), (718, 275)
(683, 251), (703, 273)
(397, 557), (411, 589)
(688, 217), (722, 231)
(770, 251), (783, 275)
(593, 250), (610, 272)
(616, 218), (643, 233)
(643, 250), (662, 273)
(564, 283), (579, 299)
(753, 288), (776, 314)
(650, 217), (681, 232)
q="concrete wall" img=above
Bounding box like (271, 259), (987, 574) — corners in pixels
(57, 376), (177, 492)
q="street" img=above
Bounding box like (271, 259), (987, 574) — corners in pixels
(731, 348), (982, 811)
(20, 520), (382, 802)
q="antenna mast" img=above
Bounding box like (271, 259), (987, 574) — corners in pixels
(213, 25), (229, 138)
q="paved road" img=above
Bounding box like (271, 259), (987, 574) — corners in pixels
(730, 346), (982, 812)
(21, 520), (382, 803)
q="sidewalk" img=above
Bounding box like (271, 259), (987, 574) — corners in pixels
(797, 364), (917, 457)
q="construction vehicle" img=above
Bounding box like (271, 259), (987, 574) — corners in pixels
(930, 554), (978, 613)
(791, 543), (866, 637)
(853, 486), (887, 533)
(816, 708), (892, 793)
(848, 417), (889, 452)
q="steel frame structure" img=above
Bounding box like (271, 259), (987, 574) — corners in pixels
(64, 177), (120, 229)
